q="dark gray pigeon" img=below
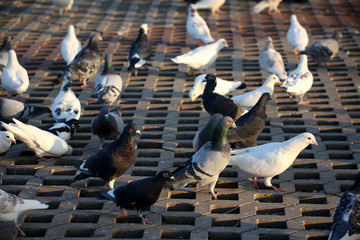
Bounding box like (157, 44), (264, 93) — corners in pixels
(91, 107), (124, 150)
(41, 118), (78, 141)
(73, 123), (140, 189)
(0, 36), (11, 77)
(328, 172), (360, 240)
(300, 31), (342, 64)
(202, 74), (244, 121)
(128, 23), (152, 76)
(98, 170), (175, 224)
(172, 116), (236, 199)
(227, 93), (271, 148)
(0, 97), (51, 123)
(192, 113), (223, 151)
(55, 33), (102, 87)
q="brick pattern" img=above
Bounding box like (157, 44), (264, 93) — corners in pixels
(0, 0), (360, 239)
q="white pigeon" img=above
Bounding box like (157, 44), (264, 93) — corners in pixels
(94, 53), (122, 105)
(253, 0), (282, 14)
(52, 71), (81, 122)
(193, 0), (226, 14)
(171, 39), (228, 71)
(189, 74), (246, 101)
(259, 37), (287, 80)
(231, 74), (280, 111)
(1, 118), (73, 160)
(186, 4), (215, 44)
(61, 25), (82, 65)
(287, 14), (309, 54)
(230, 132), (318, 192)
(1, 50), (29, 98)
(280, 54), (313, 104)
(0, 131), (16, 154)
(0, 189), (49, 239)
(52, 0), (73, 15)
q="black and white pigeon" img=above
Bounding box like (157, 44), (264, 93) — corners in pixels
(230, 132), (318, 192)
(55, 33), (102, 87)
(328, 172), (360, 240)
(0, 130), (16, 154)
(1, 118), (73, 161)
(193, 113), (223, 151)
(91, 107), (124, 150)
(1, 50), (29, 98)
(0, 36), (11, 77)
(202, 74), (244, 121)
(172, 116), (236, 199)
(300, 31), (342, 65)
(73, 123), (141, 189)
(227, 92), (270, 148)
(98, 170), (175, 224)
(0, 189), (48, 239)
(52, 71), (81, 122)
(94, 53), (122, 105)
(0, 97), (51, 124)
(128, 23), (152, 76)
(41, 118), (79, 141)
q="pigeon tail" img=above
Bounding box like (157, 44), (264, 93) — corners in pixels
(72, 172), (90, 183)
(236, 83), (247, 90)
(253, 1), (269, 13)
(97, 190), (118, 203)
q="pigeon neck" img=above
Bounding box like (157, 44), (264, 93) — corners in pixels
(138, 30), (148, 41)
(102, 56), (115, 75)
(262, 78), (276, 93)
(68, 27), (76, 39)
(250, 96), (268, 117)
(116, 132), (135, 152)
(284, 134), (311, 157)
(298, 56), (309, 72)
(87, 38), (100, 52)
(211, 122), (230, 150)
(203, 81), (216, 97)
(199, 119), (218, 141)
(8, 52), (20, 67)
(1, 37), (11, 51)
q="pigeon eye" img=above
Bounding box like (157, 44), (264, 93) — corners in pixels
(227, 120), (231, 124)
(130, 128), (134, 131)
(6, 136), (10, 138)
(163, 173), (169, 178)
(307, 137), (311, 140)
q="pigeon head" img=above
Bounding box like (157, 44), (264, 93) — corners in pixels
(124, 122), (141, 137)
(203, 74), (217, 94)
(1, 36), (11, 51)
(217, 38), (228, 48)
(65, 119), (79, 134)
(1, 131), (16, 144)
(155, 170), (175, 190)
(265, 36), (274, 49)
(61, 73), (73, 91)
(203, 74), (216, 83)
(63, 71), (72, 82)
(140, 23), (148, 35)
(212, 116), (236, 150)
(333, 31), (342, 41)
(206, 113), (224, 132)
(266, 74), (281, 86)
(290, 14), (299, 25)
(87, 33), (102, 51)
(301, 132), (318, 146)
(188, 4), (198, 15)
(99, 107), (110, 118)
(67, 25), (76, 36)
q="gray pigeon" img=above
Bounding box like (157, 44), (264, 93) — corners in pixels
(0, 36), (11, 78)
(172, 116), (236, 199)
(328, 171), (360, 240)
(192, 113), (223, 151)
(300, 31), (342, 64)
(0, 97), (51, 123)
(259, 37), (287, 80)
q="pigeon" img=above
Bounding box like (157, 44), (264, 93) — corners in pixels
(202, 74), (244, 121)
(52, 0), (73, 15)
(52, 71), (81, 122)
(259, 37), (287, 80)
(128, 23), (152, 76)
(0, 36), (11, 78)
(193, 113), (223, 151)
(230, 132), (318, 192)
(193, 0), (226, 14)
(1, 118), (73, 161)
(231, 74), (280, 111)
(61, 25), (82, 65)
(280, 54), (313, 104)
(189, 74), (246, 101)
(98, 170), (175, 224)
(172, 116), (236, 199)
(287, 14), (309, 54)
(328, 172), (360, 240)
(186, 4), (215, 45)
(56, 33), (102, 87)
(73, 123), (140, 189)
(171, 39), (228, 72)
(41, 118), (78, 141)
(0, 131), (16, 154)
(0, 98), (51, 124)
(91, 107), (124, 150)
(253, 0), (282, 14)
(1, 50), (29, 98)
(94, 53), (122, 105)
(300, 31), (342, 65)
(227, 92), (270, 148)
(0, 189), (49, 239)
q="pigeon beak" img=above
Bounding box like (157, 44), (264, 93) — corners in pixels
(12, 140), (16, 144)
(313, 140), (318, 146)
(170, 176), (175, 182)
(231, 122), (237, 128)
(136, 130), (141, 135)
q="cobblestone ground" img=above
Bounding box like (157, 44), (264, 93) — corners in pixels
(0, 0), (360, 239)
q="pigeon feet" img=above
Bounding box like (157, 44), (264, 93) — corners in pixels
(140, 217), (152, 224)
(248, 177), (259, 189)
(210, 191), (218, 200)
(271, 185), (287, 192)
(14, 222), (25, 239)
(122, 208), (128, 218)
(81, 82), (91, 88)
(38, 157), (54, 161)
(297, 100), (308, 105)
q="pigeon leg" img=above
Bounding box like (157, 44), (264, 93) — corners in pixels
(271, 185), (287, 192)
(248, 177), (259, 189)
(122, 208), (128, 218)
(14, 222), (25, 238)
(38, 157), (54, 161)
(63, 9), (68, 15)
(215, 9), (225, 14)
(139, 212), (152, 224)
(134, 69), (138, 76)
(81, 79), (91, 88)
(297, 100), (308, 105)
(210, 191), (219, 200)
(293, 49), (299, 55)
